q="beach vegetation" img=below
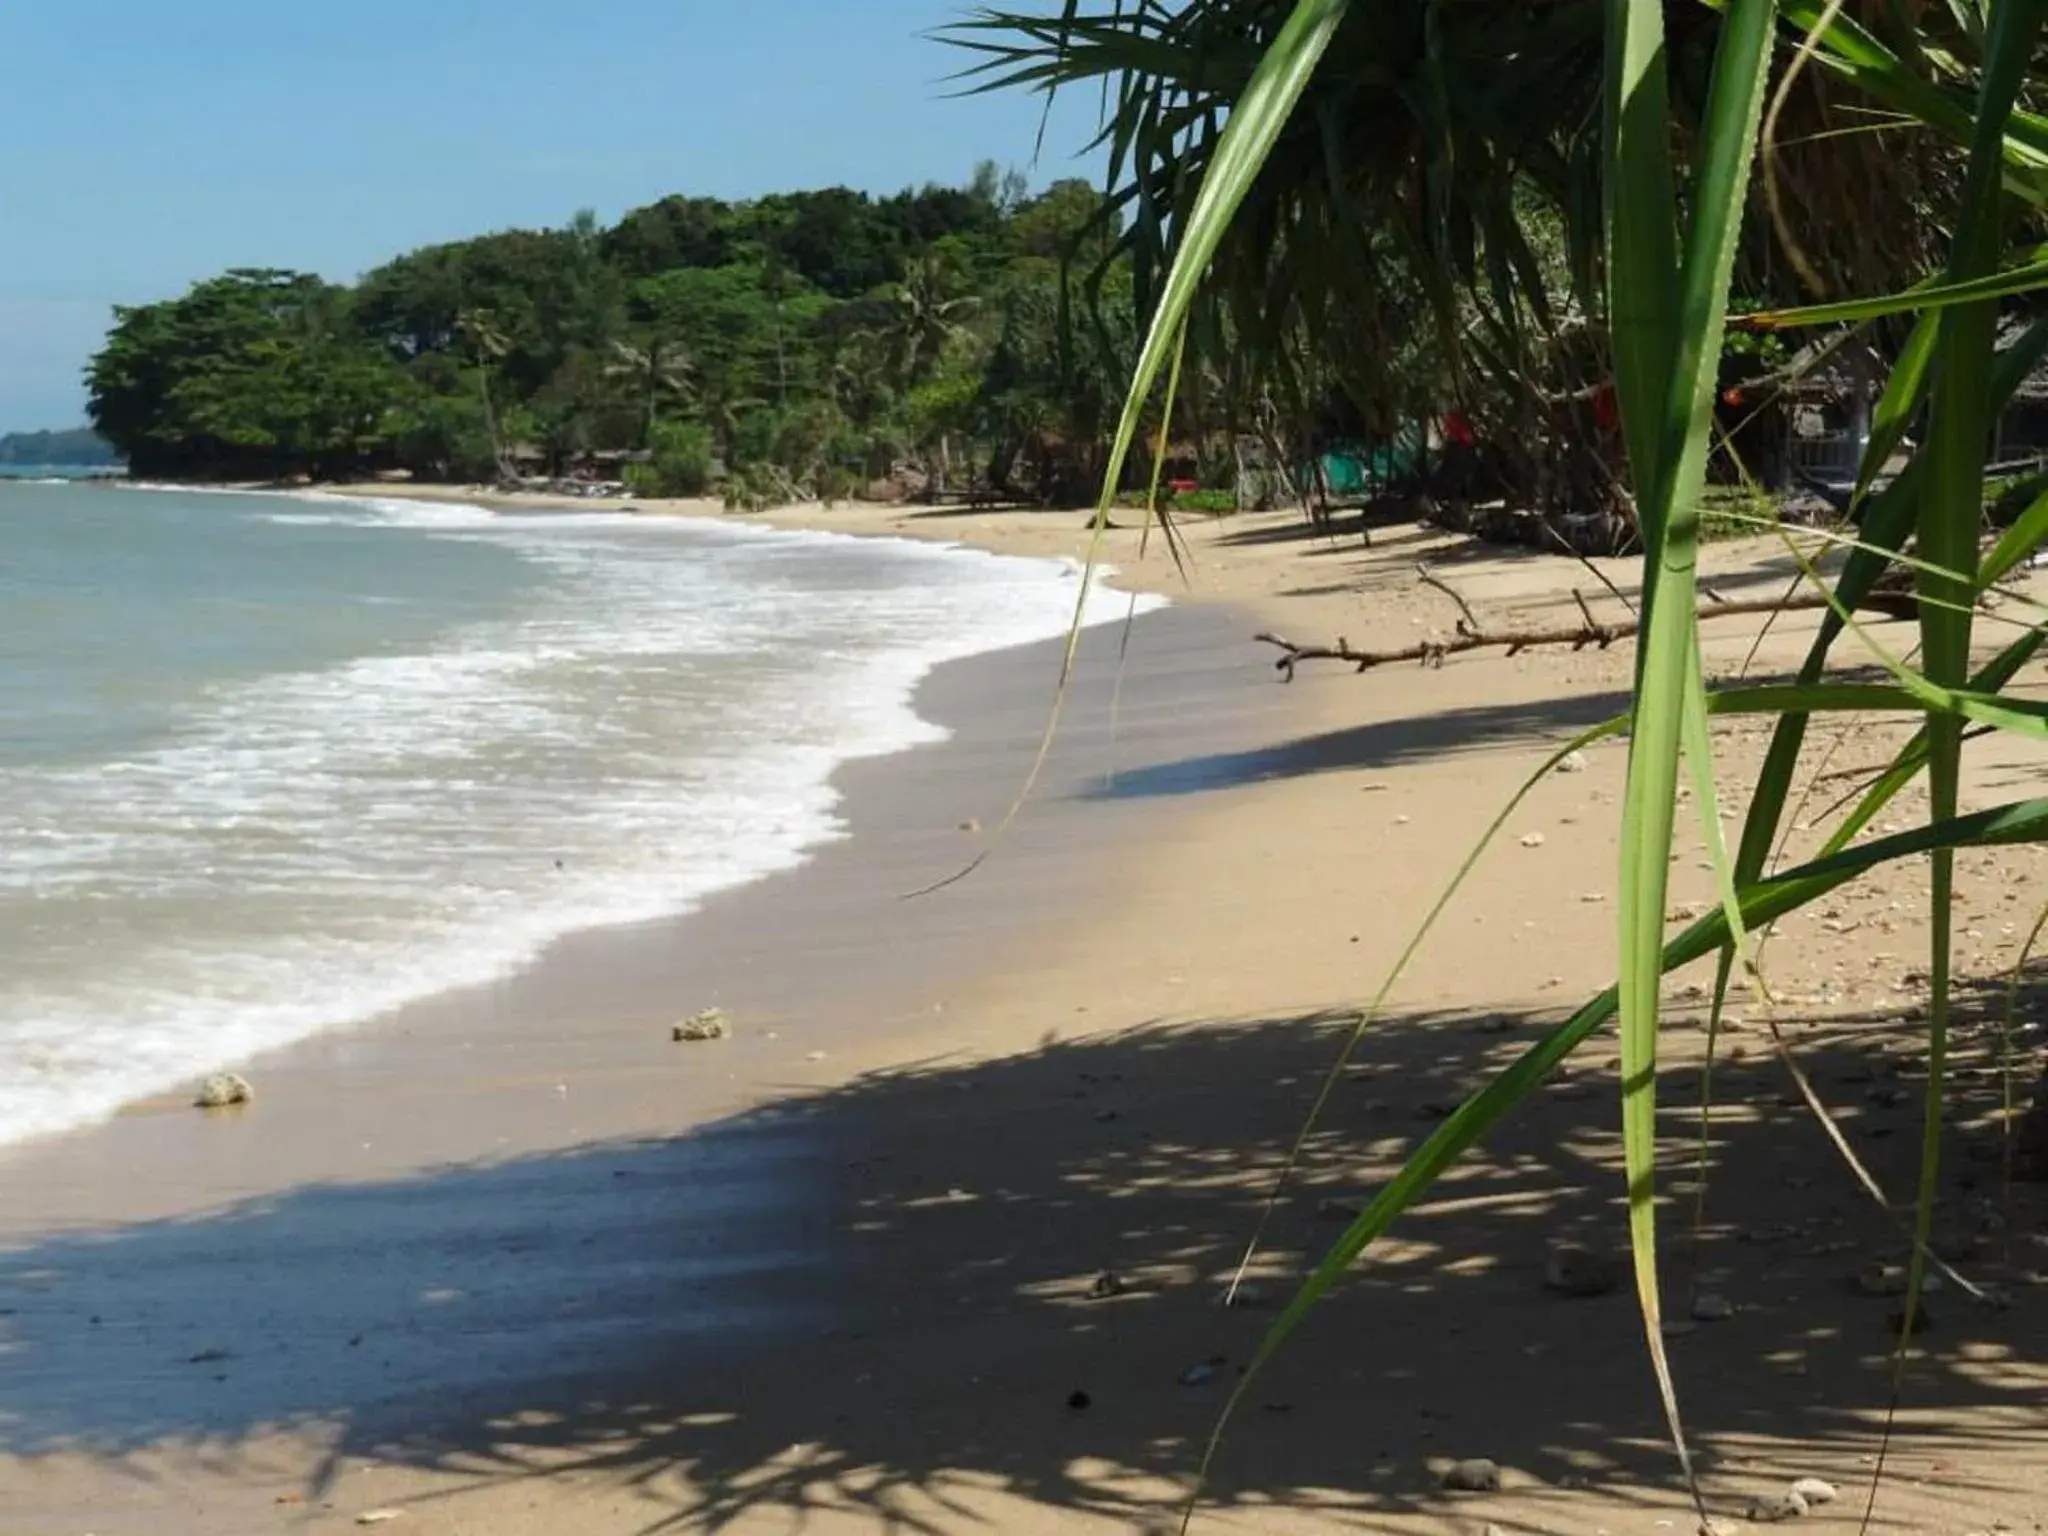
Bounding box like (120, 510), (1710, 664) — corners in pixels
(969, 0), (2048, 1524)
(83, 176), (1164, 504)
(956, 0), (1987, 551)
(628, 419), (715, 498)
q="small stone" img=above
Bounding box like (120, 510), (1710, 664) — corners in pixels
(805, 1050), (827, 1063)
(1789, 1478), (1837, 1506)
(1746, 1490), (1809, 1522)
(1066, 1388), (1092, 1410)
(1222, 1283), (1268, 1308)
(1178, 1359), (1221, 1387)
(1520, 832), (1547, 848)
(356, 1513), (406, 1527)
(1557, 750), (1589, 774)
(1440, 1457), (1502, 1492)
(1087, 1270), (1127, 1299)
(1854, 1261), (1909, 1297)
(958, 818), (982, 833)
(1691, 1292), (1734, 1322)
(1703, 1518), (1743, 1536)
(194, 1073), (253, 1109)
(671, 1008), (731, 1043)
(1544, 1242), (1622, 1298)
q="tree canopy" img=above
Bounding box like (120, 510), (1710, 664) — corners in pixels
(85, 170), (1159, 502)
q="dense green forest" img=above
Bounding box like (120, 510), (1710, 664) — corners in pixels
(0, 426), (120, 467)
(84, 165), (1184, 506)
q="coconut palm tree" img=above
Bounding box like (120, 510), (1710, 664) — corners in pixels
(453, 306), (512, 477)
(605, 336), (695, 448)
(866, 254), (988, 494)
(880, 253), (984, 392)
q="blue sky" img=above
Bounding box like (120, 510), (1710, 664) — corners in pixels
(0, 2), (1105, 430)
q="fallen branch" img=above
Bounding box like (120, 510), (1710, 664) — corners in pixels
(1255, 590), (1917, 680)
(1415, 562), (1480, 629)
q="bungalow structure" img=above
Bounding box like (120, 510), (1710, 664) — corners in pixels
(1751, 337), (1883, 490)
(1727, 320), (2048, 494)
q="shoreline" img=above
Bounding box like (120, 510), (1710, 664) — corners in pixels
(0, 597), (1323, 1530)
(5, 488), (2045, 1535)
(0, 480), (1165, 1153)
(132, 477), (1211, 603)
(0, 601), (1294, 1192)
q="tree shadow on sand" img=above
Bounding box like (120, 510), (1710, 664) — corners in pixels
(1087, 691), (1635, 798)
(0, 993), (2043, 1533)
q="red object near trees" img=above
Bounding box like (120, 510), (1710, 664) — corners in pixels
(1592, 383), (1620, 432)
(1444, 412), (1476, 446)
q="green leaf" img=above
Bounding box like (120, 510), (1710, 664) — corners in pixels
(1909, 0), (2044, 1373)
(1738, 249), (2048, 329)
(1607, 0), (1776, 1493)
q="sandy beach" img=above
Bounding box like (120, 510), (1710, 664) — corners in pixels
(3, 488), (2045, 1536)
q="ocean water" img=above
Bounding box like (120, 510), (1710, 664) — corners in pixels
(0, 481), (1152, 1146)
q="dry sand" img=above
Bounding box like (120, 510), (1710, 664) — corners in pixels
(2, 487), (2044, 1536)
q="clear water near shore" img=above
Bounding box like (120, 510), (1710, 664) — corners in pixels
(0, 481), (1155, 1146)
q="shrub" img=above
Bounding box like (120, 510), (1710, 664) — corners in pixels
(635, 420), (714, 497)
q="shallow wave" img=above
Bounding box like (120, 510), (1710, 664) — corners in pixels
(0, 493), (1161, 1145)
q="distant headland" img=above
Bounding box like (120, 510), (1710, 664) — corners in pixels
(0, 426), (123, 469)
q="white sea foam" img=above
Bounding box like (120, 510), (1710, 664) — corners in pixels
(0, 490), (1160, 1145)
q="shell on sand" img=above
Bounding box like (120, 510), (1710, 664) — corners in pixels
(194, 1073), (253, 1109)
(672, 1008), (732, 1043)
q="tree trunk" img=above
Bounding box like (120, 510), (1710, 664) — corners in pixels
(478, 369), (509, 482)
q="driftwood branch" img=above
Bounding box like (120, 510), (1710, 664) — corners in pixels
(1572, 587), (1603, 634)
(1415, 562), (1480, 629)
(1256, 590), (1916, 680)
